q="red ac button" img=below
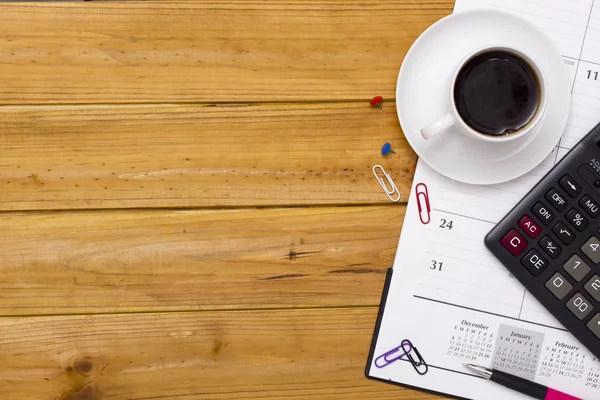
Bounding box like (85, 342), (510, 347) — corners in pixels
(518, 215), (541, 239)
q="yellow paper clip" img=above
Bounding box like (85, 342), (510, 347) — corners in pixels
(372, 165), (401, 202)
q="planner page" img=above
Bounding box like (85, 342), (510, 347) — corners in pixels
(366, 1), (600, 399)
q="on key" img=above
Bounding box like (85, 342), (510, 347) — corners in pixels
(501, 229), (528, 256)
(532, 202), (554, 225)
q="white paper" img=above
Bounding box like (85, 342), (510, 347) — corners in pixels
(367, 1), (600, 398)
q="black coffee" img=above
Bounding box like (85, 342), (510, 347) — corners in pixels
(454, 50), (540, 136)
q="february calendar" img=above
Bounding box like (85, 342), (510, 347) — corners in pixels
(365, 1), (600, 399)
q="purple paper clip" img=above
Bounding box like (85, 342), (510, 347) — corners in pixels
(374, 339), (413, 368)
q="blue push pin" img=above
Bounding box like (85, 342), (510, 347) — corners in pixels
(381, 142), (396, 156)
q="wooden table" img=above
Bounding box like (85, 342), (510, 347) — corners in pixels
(0, 2), (454, 399)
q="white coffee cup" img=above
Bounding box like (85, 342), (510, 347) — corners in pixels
(420, 45), (548, 143)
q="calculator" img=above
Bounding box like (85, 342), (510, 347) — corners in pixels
(485, 122), (600, 359)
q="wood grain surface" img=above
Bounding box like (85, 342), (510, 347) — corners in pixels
(0, 205), (404, 316)
(0, 103), (415, 210)
(0, 1), (454, 399)
(0, 307), (440, 400)
(0, 1), (452, 104)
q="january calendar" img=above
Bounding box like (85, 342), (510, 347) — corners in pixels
(365, 0), (600, 399)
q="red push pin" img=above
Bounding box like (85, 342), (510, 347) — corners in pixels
(370, 96), (383, 109)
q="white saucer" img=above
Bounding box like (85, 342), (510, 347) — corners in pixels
(396, 8), (571, 184)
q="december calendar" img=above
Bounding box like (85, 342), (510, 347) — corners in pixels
(365, 0), (600, 399)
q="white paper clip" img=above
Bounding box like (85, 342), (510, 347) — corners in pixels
(372, 165), (401, 202)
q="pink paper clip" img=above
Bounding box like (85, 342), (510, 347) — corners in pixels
(416, 183), (431, 224)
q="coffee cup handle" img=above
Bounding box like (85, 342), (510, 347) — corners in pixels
(420, 113), (456, 140)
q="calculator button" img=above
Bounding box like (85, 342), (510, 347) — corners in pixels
(587, 314), (600, 339)
(563, 255), (590, 282)
(566, 208), (588, 231)
(501, 229), (528, 256)
(579, 195), (600, 218)
(532, 202), (554, 225)
(559, 175), (582, 198)
(521, 249), (548, 276)
(545, 272), (573, 300)
(566, 293), (593, 320)
(539, 235), (561, 259)
(584, 275), (600, 302)
(552, 222), (575, 245)
(518, 216), (541, 239)
(545, 188), (568, 212)
(582, 236), (600, 264)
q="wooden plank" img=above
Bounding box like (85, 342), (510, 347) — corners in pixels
(0, 307), (442, 400)
(0, 205), (405, 316)
(0, 1), (452, 104)
(0, 103), (416, 210)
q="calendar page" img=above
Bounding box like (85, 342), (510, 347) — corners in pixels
(366, 1), (600, 399)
